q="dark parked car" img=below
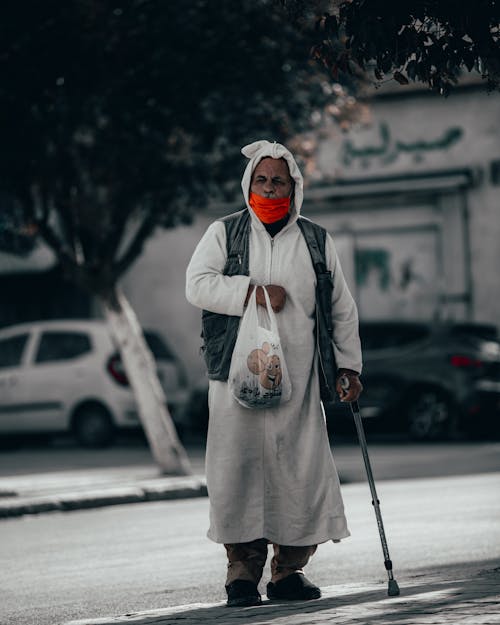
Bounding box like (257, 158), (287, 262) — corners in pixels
(326, 320), (500, 440)
(186, 320), (500, 441)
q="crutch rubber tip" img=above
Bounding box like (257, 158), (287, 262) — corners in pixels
(388, 579), (400, 596)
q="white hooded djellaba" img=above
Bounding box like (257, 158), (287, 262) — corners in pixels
(186, 140), (362, 546)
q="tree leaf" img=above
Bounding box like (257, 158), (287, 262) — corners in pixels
(406, 59), (417, 80)
(311, 0), (500, 93)
(381, 55), (393, 73)
(324, 14), (338, 37)
(393, 70), (409, 85)
(462, 48), (476, 72)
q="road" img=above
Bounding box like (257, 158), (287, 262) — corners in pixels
(2, 435), (500, 482)
(1, 471), (500, 625)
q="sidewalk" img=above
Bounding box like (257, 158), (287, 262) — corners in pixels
(0, 446), (207, 519)
(64, 563), (500, 625)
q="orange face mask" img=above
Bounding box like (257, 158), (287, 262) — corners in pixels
(249, 192), (291, 224)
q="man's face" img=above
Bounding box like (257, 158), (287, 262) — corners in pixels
(250, 157), (293, 199)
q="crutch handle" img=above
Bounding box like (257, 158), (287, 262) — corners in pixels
(339, 375), (361, 410)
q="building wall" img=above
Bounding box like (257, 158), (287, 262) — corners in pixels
(317, 88), (500, 178)
(122, 217), (216, 384)
(315, 87), (500, 326)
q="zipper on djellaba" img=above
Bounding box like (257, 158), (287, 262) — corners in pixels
(268, 238), (275, 283)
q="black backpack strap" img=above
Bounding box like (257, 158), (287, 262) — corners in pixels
(297, 216), (337, 402)
(219, 209), (250, 276)
(297, 216), (328, 274)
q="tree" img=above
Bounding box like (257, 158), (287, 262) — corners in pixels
(282, 0), (500, 95)
(0, 0), (332, 473)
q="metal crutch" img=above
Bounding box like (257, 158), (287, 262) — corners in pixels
(340, 377), (401, 596)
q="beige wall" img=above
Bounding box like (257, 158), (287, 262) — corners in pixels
(316, 89), (500, 179)
(315, 87), (500, 326)
(122, 216), (216, 384)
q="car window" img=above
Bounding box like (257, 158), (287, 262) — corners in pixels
(449, 323), (498, 342)
(144, 331), (175, 361)
(360, 323), (430, 350)
(0, 333), (29, 368)
(35, 331), (92, 364)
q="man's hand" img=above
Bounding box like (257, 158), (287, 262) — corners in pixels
(336, 369), (363, 403)
(245, 285), (287, 313)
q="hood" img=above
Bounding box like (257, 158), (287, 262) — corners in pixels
(240, 140), (304, 220)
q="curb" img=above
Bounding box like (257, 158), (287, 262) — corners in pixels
(0, 477), (208, 519)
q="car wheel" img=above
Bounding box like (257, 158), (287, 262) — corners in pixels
(0, 435), (23, 451)
(407, 388), (455, 441)
(72, 404), (115, 448)
(185, 387), (209, 436)
(167, 405), (186, 442)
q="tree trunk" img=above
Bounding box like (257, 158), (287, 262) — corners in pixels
(101, 285), (192, 475)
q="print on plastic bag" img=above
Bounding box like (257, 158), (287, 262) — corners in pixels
(229, 287), (291, 409)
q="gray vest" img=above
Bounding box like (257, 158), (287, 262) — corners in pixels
(200, 209), (338, 403)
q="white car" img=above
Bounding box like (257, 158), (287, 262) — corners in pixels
(0, 320), (189, 447)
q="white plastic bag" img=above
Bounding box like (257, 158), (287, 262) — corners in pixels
(229, 287), (291, 409)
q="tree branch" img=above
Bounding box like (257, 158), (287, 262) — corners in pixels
(35, 218), (77, 270)
(18, 185), (76, 271)
(100, 202), (139, 266)
(113, 214), (158, 280)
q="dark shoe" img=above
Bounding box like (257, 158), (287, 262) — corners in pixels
(267, 572), (321, 600)
(226, 579), (262, 607)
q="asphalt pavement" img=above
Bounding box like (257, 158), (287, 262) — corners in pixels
(1, 439), (499, 625)
(1, 438), (500, 519)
